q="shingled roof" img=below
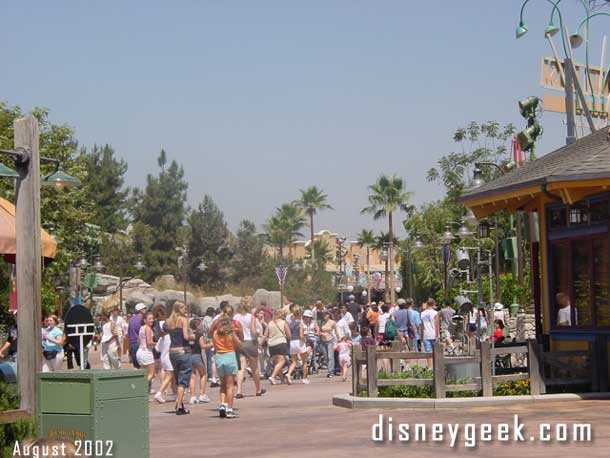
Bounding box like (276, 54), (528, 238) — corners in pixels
(461, 125), (610, 202)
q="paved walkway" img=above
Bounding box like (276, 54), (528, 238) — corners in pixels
(149, 371), (610, 458)
(82, 347), (609, 457)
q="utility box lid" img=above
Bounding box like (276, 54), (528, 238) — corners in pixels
(38, 369), (147, 415)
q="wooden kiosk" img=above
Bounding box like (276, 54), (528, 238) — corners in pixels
(461, 126), (610, 390)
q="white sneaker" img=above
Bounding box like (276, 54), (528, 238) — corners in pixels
(302, 378), (311, 385)
(268, 376), (277, 385)
(219, 404), (227, 418)
(189, 396), (198, 405)
(198, 395), (210, 403)
(154, 392), (166, 404)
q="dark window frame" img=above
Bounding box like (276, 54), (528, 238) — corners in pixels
(546, 194), (610, 330)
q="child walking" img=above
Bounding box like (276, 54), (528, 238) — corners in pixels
(335, 335), (353, 382)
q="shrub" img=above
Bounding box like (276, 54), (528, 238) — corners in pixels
(0, 383), (36, 458)
(494, 380), (530, 396)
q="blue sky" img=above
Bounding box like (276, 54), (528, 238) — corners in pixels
(1, 1), (607, 238)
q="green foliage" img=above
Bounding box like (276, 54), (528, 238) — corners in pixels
(294, 186), (332, 261)
(377, 366), (433, 398)
(494, 380), (530, 396)
(263, 203), (305, 258)
(81, 144), (129, 234)
(0, 383), (36, 458)
(427, 121), (516, 203)
(130, 149), (188, 280)
(230, 220), (265, 289)
(0, 101), (100, 301)
(187, 195), (231, 292)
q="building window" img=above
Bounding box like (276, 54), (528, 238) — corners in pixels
(593, 238), (610, 326)
(550, 235), (609, 329)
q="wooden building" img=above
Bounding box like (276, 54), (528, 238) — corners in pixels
(461, 126), (610, 386)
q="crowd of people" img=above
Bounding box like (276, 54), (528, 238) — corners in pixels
(1, 293), (513, 420)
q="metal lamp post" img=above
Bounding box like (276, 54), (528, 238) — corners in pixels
(78, 254), (105, 307)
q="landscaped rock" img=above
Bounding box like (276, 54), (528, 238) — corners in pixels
(154, 289), (196, 307)
(251, 289), (282, 308)
(125, 291), (155, 308)
(216, 294), (242, 307)
(92, 274), (120, 295)
(192, 296), (220, 315)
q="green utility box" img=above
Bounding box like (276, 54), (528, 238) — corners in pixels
(38, 370), (149, 458)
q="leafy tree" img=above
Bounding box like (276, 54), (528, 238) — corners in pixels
(362, 175), (414, 302)
(130, 149), (188, 280)
(294, 186), (332, 262)
(427, 121), (516, 202)
(81, 144), (129, 234)
(187, 195), (231, 292)
(0, 102), (99, 310)
(230, 220), (265, 288)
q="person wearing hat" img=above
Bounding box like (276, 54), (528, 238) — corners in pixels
(128, 303), (147, 369)
(493, 303), (506, 326)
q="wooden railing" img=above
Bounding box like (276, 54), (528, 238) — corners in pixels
(351, 339), (577, 398)
(0, 409), (30, 424)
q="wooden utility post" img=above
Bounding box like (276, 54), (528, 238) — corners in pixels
(14, 117), (42, 414)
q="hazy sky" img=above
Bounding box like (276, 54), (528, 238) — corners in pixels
(2, 1), (607, 239)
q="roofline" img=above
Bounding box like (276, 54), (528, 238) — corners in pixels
(459, 178), (545, 204)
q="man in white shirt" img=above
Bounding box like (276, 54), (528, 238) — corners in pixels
(339, 304), (354, 325)
(556, 292), (575, 327)
(336, 309), (352, 340)
(420, 298), (439, 353)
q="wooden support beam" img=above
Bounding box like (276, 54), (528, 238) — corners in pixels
(433, 341), (445, 399)
(366, 345), (377, 398)
(14, 117), (42, 415)
(480, 341), (493, 397)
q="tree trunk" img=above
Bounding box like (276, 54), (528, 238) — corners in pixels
(388, 212), (395, 304)
(309, 212), (315, 262)
(367, 247), (371, 305)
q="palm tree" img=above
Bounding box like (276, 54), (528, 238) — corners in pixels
(357, 229), (376, 303)
(294, 186), (332, 262)
(305, 239), (333, 268)
(264, 203), (305, 259)
(362, 175), (413, 303)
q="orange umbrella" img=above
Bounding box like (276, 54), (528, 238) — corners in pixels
(0, 197), (57, 262)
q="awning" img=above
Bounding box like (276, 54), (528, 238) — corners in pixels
(0, 197), (57, 262)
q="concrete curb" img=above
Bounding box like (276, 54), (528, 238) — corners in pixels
(332, 392), (610, 409)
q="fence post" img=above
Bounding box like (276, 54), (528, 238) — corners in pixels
(433, 341), (445, 398)
(366, 344), (378, 398)
(390, 340), (401, 373)
(596, 335), (609, 392)
(527, 339), (543, 395)
(352, 345), (362, 396)
(480, 341), (492, 397)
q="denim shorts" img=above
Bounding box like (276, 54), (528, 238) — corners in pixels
(191, 353), (205, 368)
(169, 351), (192, 388)
(215, 351), (238, 378)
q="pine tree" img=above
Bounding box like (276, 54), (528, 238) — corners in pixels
(230, 220), (265, 287)
(131, 149), (188, 279)
(187, 195), (230, 291)
(81, 144), (129, 234)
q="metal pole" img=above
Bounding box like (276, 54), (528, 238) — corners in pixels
(564, 57), (577, 144)
(14, 117), (41, 414)
(494, 218), (501, 302)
